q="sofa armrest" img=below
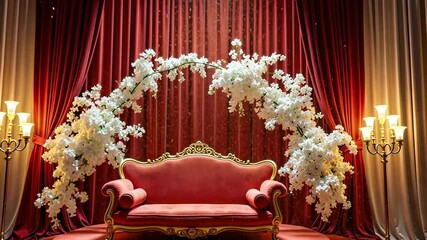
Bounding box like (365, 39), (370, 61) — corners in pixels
(119, 188), (147, 209)
(260, 180), (287, 199)
(101, 179), (134, 223)
(246, 189), (269, 210)
(260, 180), (287, 226)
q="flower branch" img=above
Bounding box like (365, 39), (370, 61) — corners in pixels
(35, 39), (357, 228)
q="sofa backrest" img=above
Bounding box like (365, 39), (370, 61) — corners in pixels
(119, 141), (277, 204)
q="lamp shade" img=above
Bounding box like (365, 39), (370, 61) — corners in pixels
(21, 123), (34, 137)
(17, 112), (31, 125)
(387, 115), (399, 127)
(360, 127), (373, 141)
(363, 117), (376, 128)
(393, 126), (407, 141)
(374, 105), (388, 119)
(4, 101), (19, 115)
(0, 112), (5, 126)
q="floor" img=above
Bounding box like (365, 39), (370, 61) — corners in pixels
(41, 224), (348, 240)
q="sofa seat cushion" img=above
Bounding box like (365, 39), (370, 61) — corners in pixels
(113, 204), (273, 227)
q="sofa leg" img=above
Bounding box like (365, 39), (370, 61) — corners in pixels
(105, 231), (113, 240)
(272, 225), (280, 240)
(105, 224), (114, 240)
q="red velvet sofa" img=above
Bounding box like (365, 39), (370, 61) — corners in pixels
(101, 141), (287, 239)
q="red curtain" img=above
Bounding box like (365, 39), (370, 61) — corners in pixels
(12, 0), (376, 239)
(296, 0), (377, 239)
(81, 0), (154, 224)
(11, 0), (104, 239)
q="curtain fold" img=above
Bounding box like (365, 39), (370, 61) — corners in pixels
(0, 0), (35, 239)
(12, 0), (104, 238)
(296, 0), (377, 238)
(363, 0), (427, 239)
(83, 0), (154, 224)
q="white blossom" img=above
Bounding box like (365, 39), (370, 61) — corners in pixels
(231, 39), (242, 47)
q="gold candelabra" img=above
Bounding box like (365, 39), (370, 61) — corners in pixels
(0, 101), (34, 240)
(360, 105), (407, 240)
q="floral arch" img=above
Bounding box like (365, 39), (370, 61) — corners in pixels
(35, 39), (357, 228)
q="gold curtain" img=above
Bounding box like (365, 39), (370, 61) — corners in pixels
(0, 0), (35, 238)
(363, 0), (427, 239)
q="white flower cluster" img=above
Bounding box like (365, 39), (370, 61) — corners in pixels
(34, 49), (215, 228)
(210, 40), (357, 221)
(209, 42), (285, 113)
(281, 125), (356, 221)
(35, 39), (357, 227)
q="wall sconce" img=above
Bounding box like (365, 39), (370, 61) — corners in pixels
(0, 101), (34, 240)
(360, 105), (406, 240)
